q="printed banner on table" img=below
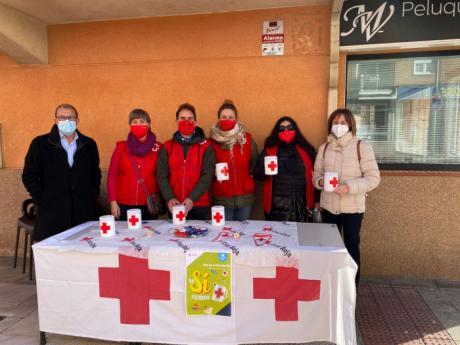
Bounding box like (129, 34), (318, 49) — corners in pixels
(186, 251), (232, 316)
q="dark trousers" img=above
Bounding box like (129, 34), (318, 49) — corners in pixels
(118, 204), (157, 221)
(323, 211), (364, 285)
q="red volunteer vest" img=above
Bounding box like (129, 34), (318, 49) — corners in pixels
(263, 145), (315, 213)
(211, 133), (255, 198)
(116, 141), (161, 205)
(164, 139), (211, 206)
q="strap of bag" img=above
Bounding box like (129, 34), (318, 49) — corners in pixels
(323, 140), (361, 161)
(322, 142), (330, 160)
(357, 140), (362, 162)
(127, 150), (150, 198)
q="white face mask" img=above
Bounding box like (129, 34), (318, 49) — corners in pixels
(331, 124), (349, 138)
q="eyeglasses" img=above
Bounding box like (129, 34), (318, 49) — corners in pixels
(56, 116), (77, 121)
(278, 124), (295, 131)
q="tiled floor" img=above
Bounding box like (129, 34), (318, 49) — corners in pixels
(0, 256), (458, 345)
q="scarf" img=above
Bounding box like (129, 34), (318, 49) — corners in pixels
(127, 131), (156, 157)
(211, 122), (247, 154)
(173, 129), (201, 145)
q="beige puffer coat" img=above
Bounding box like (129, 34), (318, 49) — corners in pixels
(313, 132), (380, 214)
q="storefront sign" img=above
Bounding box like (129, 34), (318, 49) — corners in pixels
(262, 20), (284, 56)
(340, 0), (460, 47)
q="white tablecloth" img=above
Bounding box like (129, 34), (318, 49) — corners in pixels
(33, 220), (357, 345)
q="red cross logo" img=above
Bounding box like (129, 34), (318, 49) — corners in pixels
(80, 237), (93, 241)
(129, 215), (139, 226)
(267, 161), (277, 171)
(213, 212), (223, 223)
(253, 266), (320, 321)
(220, 166), (229, 176)
(98, 254), (170, 324)
(329, 177), (339, 188)
(214, 287), (225, 299)
(175, 210), (185, 221)
(100, 222), (111, 234)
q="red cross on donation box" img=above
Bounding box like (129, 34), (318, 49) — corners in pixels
(176, 211), (185, 221)
(100, 222), (111, 234)
(253, 266), (320, 321)
(329, 177), (339, 188)
(129, 215), (139, 226)
(213, 212), (223, 223)
(268, 160), (277, 171)
(98, 254), (170, 324)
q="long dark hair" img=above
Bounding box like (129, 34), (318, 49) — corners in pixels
(264, 116), (317, 160)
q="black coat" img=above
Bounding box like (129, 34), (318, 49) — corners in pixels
(22, 125), (101, 241)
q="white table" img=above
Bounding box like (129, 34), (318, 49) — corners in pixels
(33, 220), (357, 345)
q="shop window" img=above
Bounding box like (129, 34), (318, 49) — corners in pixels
(346, 52), (460, 171)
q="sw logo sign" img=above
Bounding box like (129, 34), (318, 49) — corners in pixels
(341, 2), (395, 42)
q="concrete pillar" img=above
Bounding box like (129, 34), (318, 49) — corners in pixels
(328, 0), (343, 116)
(0, 3), (47, 64)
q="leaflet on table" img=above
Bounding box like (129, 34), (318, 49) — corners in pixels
(186, 250), (232, 316)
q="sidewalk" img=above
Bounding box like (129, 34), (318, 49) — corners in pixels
(0, 256), (458, 345)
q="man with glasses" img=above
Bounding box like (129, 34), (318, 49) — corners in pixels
(22, 104), (101, 241)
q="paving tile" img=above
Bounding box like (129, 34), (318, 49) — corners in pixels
(45, 333), (119, 344)
(1, 310), (37, 337)
(436, 281), (460, 289)
(391, 277), (436, 288)
(0, 334), (38, 345)
(0, 283), (35, 308)
(0, 317), (21, 333)
(0, 294), (36, 318)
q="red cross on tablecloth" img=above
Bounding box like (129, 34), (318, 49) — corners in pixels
(253, 266), (320, 321)
(213, 212), (223, 223)
(267, 161), (277, 171)
(129, 215), (139, 226)
(100, 222), (111, 234)
(176, 210), (185, 221)
(329, 177), (339, 188)
(98, 254), (170, 324)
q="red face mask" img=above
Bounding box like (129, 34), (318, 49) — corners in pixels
(178, 120), (195, 136)
(219, 119), (237, 131)
(130, 124), (149, 139)
(278, 130), (296, 144)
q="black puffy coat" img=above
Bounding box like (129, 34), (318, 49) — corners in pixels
(22, 125), (101, 241)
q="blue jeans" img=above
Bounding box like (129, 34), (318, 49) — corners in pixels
(224, 206), (252, 221)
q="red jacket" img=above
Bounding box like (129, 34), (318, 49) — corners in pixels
(108, 141), (161, 205)
(263, 145), (314, 213)
(164, 139), (211, 206)
(211, 133), (255, 198)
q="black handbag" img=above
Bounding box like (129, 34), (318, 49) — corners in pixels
(127, 151), (166, 217)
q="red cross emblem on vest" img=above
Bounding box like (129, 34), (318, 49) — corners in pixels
(253, 266), (320, 321)
(129, 215), (139, 226)
(98, 254), (170, 324)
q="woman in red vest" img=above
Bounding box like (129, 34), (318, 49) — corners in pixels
(254, 116), (319, 222)
(107, 108), (162, 220)
(210, 100), (258, 221)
